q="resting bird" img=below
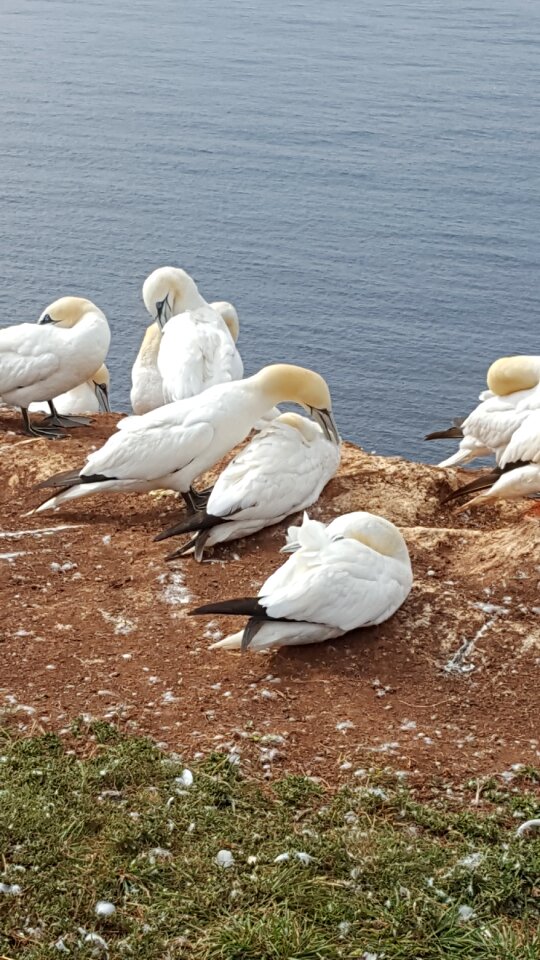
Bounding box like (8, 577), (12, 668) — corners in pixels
(448, 409), (540, 514)
(191, 511), (413, 652)
(426, 357), (540, 468)
(29, 364), (111, 417)
(130, 322), (164, 415)
(155, 412), (341, 561)
(0, 297), (111, 438)
(33, 364), (339, 515)
(130, 264), (242, 412)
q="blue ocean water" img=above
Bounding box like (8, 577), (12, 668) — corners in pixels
(0, 0), (538, 460)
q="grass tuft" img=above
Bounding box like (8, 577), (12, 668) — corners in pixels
(0, 729), (538, 958)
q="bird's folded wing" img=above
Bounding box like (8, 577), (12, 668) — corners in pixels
(499, 411), (540, 467)
(261, 542), (395, 632)
(0, 325), (61, 393)
(81, 420), (215, 482)
(464, 399), (529, 450)
(208, 424), (338, 520)
(158, 320), (208, 401)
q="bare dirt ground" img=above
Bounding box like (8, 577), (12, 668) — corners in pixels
(1, 410), (539, 788)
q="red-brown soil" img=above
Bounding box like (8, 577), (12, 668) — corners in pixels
(1, 410), (538, 787)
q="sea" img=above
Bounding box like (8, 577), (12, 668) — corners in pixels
(1, 0), (538, 461)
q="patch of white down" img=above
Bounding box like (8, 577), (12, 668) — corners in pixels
(215, 849), (234, 868)
(99, 610), (136, 636)
(0, 551), (26, 562)
(203, 619), (223, 642)
(0, 525), (81, 539)
(157, 571), (192, 612)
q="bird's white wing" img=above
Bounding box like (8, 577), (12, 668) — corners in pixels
(260, 539), (409, 631)
(208, 422), (339, 521)
(159, 309), (243, 404)
(81, 418), (214, 481)
(499, 411), (540, 467)
(463, 394), (529, 451)
(0, 324), (62, 394)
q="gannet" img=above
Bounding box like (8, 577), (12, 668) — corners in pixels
(30, 364), (111, 417)
(448, 409), (540, 513)
(146, 268), (243, 404)
(155, 412), (341, 561)
(0, 297), (111, 438)
(426, 357), (540, 467)
(34, 364), (339, 515)
(130, 265), (242, 413)
(130, 272), (242, 412)
(190, 511), (413, 651)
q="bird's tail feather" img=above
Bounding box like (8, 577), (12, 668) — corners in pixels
(34, 481), (103, 514)
(209, 630), (244, 650)
(165, 535), (197, 561)
(425, 420), (464, 441)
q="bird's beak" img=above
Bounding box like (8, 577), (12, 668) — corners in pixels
(312, 407), (340, 444)
(155, 294), (170, 332)
(38, 313), (54, 325)
(94, 382), (111, 413)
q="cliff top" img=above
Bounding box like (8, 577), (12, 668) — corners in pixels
(1, 410), (538, 787)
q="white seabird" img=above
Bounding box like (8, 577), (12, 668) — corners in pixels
(426, 356), (540, 468)
(191, 511), (413, 652)
(130, 264), (242, 413)
(34, 364), (339, 515)
(130, 322), (164, 415)
(29, 364), (111, 417)
(155, 412), (341, 561)
(0, 297), (111, 438)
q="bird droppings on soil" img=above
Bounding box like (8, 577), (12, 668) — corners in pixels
(0, 409), (539, 789)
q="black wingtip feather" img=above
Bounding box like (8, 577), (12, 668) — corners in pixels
(190, 597), (269, 618)
(154, 509), (224, 543)
(35, 468), (82, 490)
(425, 425), (464, 441)
(443, 459), (528, 504)
(443, 472), (501, 503)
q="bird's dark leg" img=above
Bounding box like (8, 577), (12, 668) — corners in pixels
(181, 486), (212, 513)
(21, 407), (66, 439)
(40, 400), (93, 429)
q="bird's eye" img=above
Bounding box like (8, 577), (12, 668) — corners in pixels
(38, 313), (55, 325)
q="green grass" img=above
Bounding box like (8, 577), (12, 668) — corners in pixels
(0, 726), (538, 959)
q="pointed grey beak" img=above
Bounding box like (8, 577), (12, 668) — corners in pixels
(155, 294), (170, 332)
(312, 407), (340, 444)
(94, 382), (111, 413)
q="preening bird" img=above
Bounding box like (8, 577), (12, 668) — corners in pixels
(426, 357), (540, 468)
(155, 412), (341, 561)
(30, 364), (111, 417)
(191, 511), (413, 652)
(0, 297), (111, 438)
(33, 364), (339, 516)
(130, 265), (242, 412)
